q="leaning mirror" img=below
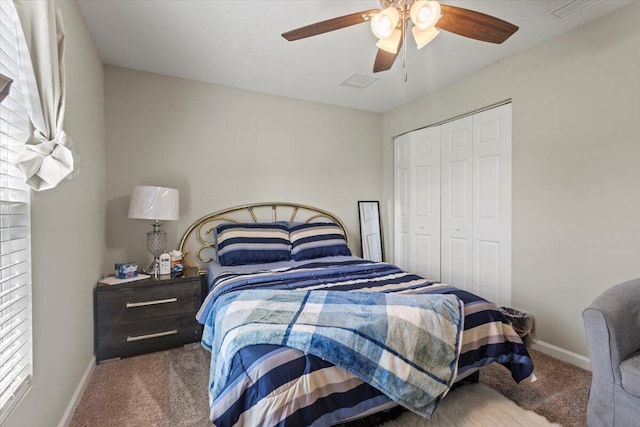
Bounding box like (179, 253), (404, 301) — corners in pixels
(358, 201), (384, 262)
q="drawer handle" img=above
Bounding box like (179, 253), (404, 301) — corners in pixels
(126, 298), (178, 308)
(126, 330), (178, 342)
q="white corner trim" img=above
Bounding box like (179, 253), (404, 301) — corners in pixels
(57, 355), (96, 427)
(530, 338), (591, 371)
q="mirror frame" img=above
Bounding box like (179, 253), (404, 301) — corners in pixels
(358, 201), (384, 262)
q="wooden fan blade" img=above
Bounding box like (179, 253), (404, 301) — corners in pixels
(373, 36), (403, 73)
(282, 9), (380, 41)
(438, 5), (518, 44)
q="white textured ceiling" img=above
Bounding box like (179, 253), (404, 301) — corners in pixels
(77, 0), (633, 113)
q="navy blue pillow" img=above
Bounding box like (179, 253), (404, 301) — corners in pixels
(289, 222), (351, 261)
(216, 223), (291, 266)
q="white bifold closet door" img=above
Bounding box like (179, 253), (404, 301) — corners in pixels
(441, 115), (473, 291)
(471, 105), (511, 306)
(394, 104), (511, 306)
(394, 127), (441, 280)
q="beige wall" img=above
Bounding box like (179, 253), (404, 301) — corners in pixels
(5, 0), (106, 426)
(5, 1), (634, 423)
(104, 66), (382, 271)
(382, 2), (640, 358)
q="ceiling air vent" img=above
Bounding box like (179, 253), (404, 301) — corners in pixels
(340, 73), (378, 89)
(548, 0), (601, 20)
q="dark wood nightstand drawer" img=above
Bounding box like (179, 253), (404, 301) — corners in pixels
(96, 280), (201, 325)
(94, 268), (205, 362)
(97, 312), (201, 361)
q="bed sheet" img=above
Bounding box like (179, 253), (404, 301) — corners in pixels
(205, 255), (361, 291)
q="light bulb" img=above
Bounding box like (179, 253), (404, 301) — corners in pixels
(410, 1), (441, 31)
(371, 7), (400, 39)
(418, 8), (432, 24)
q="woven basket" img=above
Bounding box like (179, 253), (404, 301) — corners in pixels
(501, 307), (533, 338)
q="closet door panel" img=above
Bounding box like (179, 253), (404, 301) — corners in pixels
(413, 235), (433, 279)
(394, 134), (411, 271)
(472, 104), (512, 306)
(447, 237), (470, 289)
(410, 127), (440, 281)
(477, 155), (500, 220)
(441, 117), (472, 290)
(449, 160), (470, 217)
(476, 239), (500, 302)
(396, 165), (410, 270)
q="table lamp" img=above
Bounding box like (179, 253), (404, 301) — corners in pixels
(128, 186), (179, 274)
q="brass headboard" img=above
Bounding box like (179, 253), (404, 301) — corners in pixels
(179, 202), (348, 273)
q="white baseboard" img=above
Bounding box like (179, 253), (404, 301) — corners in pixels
(530, 338), (591, 371)
(58, 355), (96, 427)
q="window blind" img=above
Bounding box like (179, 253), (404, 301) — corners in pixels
(0, 1), (33, 423)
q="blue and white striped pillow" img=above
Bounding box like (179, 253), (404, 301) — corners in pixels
(289, 222), (351, 261)
(216, 223), (291, 266)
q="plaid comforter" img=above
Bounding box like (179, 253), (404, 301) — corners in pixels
(197, 258), (534, 426)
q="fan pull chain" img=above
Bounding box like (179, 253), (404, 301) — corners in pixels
(403, 39), (407, 82)
(402, 1), (407, 82)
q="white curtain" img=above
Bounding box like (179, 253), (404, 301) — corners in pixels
(12, 0), (76, 191)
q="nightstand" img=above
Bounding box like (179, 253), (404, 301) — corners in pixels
(94, 268), (205, 362)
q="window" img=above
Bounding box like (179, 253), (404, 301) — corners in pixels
(0, 1), (33, 423)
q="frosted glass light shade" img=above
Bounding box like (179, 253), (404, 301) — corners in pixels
(128, 186), (179, 221)
(371, 7), (400, 39)
(410, 1), (441, 30)
(412, 26), (440, 49)
(376, 29), (402, 54)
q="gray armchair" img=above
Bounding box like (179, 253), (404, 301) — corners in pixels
(583, 278), (640, 426)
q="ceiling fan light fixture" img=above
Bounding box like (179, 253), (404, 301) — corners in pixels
(281, 2), (519, 76)
(410, 0), (441, 30)
(370, 7), (400, 39)
(376, 28), (402, 54)
(412, 25), (440, 49)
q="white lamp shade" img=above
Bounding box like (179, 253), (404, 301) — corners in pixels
(412, 25), (440, 49)
(410, 1), (441, 30)
(371, 7), (400, 39)
(376, 29), (402, 54)
(128, 186), (179, 221)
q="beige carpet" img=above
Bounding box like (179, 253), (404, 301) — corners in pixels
(71, 345), (588, 426)
(480, 349), (591, 427)
(71, 344), (210, 427)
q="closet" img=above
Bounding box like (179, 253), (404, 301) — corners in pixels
(394, 103), (512, 306)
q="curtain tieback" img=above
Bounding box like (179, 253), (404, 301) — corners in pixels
(16, 130), (74, 191)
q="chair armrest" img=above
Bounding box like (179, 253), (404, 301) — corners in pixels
(583, 308), (619, 389)
(583, 279), (640, 385)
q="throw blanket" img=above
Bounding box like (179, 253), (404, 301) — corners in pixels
(209, 289), (464, 418)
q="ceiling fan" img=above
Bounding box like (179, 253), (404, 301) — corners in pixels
(282, 0), (519, 74)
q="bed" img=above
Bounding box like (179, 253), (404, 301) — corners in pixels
(179, 203), (534, 427)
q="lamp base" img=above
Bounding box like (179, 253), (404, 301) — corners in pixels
(145, 221), (167, 276)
